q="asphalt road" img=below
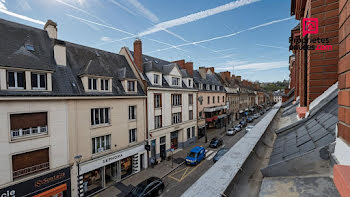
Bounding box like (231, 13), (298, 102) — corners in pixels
(160, 112), (269, 197)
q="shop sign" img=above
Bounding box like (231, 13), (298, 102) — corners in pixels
(80, 144), (145, 174)
(0, 167), (70, 197)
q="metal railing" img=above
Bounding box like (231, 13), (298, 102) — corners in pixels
(13, 162), (49, 179)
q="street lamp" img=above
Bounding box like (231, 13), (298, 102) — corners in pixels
(74, 155), (82, 197)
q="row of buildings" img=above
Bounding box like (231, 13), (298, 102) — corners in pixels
(0, 18), (270, 197)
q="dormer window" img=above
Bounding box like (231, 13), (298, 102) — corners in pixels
(199, 83), (203, 89)
(88, 78), (97, 90)
(7, 71), (25, 89)
(188, 79), (192, 87)
(101, 79), (109, 91)
(31, 73), (46, 90)
(172, 77), (180, 86)
(154, 74), (160, 84)
(127, 80), (136, 92)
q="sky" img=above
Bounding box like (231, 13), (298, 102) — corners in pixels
(0, 0), (298, 82)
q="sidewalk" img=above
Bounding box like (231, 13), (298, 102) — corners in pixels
(96, 121), (240, 197)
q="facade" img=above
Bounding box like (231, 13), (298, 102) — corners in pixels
(120, 40), (198, 163)
(273, 91), (283, 103)
(193, 67), (227, 139)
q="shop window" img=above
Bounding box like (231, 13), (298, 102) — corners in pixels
(92, 135), (111, 154)
(91, 108), (110, 126)
(82, 168), (103, 195)
(129, 129), (137, 143)
(7, 70), (25, 89)
(10, 112), (48, 140)
(121, 157), (133, 179)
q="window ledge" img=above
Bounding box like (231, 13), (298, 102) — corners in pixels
(91, 149), (112, 159)
(128, 119), (136, 123)
(10, 133), (49, 143)
(90, 123), (111, 130)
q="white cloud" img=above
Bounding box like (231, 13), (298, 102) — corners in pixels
(234, 61), (288, 71)
(125, 0), (159, 23)
(0, 7), (45, 25)
(18, 0), (32, 11)
(138, 0), (260, 37)
(148, 16), (294, 53)
(101, 36), (113, 42)
(109, 0), (137, 16)
(0, 0), (7, 10)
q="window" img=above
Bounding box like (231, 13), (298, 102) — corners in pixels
(88, 78), (97, 90)
(127, 81), (135, 92)
(155, 115), (162, 129)
(203, 84), (207, 90)
(92, 135), (111, 154)
(91, 108), (110, 126)
(154, 94), (162, 108)
(189, 94), (193, 105)
(10, 112), (48, 140)
(199, 111), (202, 118)
(171, 94), (182, 106)
(172, 112), (182, 124)
(101, 79), (109, 91)
(213, 96), (215, 103)
(192, 126), (195, 138)
(160, 136), (166, 144)
(187, 128), (191, 139)
(172, 77), (180, 86)
(218, 96), (220, 103)
(154, 74), (160, 84)
(189, 110), (193, 120)
(7, 71), (25, 89)
(223, 96), (225, 102)
(188, 79), (192, 87)
(199, 83), (203, 89)
(31, 73), (46, 90)
(207, 96), (210, 104)
(129, 106), (136, 120)
(129, 129), (137, 143)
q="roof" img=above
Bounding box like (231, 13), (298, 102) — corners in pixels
(192, 70), (225, 92)
(0, 18), (56, 71)
(268, 96), (337, 166)
(190, 146), (204, 153)
(0, 19), (144, 97)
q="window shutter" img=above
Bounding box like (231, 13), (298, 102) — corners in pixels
(10, 112), (47, 130)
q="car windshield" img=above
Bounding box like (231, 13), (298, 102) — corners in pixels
(211, 139), (217, 143)
(131, 184), (147, 195)
(189, 152), (197, 158)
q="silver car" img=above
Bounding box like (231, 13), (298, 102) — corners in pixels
(226, 128), (236, 136)
(246, 125), (254, 132)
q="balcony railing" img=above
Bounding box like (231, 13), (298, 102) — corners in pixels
(13, 162), (49, 179)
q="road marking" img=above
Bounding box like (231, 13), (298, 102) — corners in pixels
(206, 150), (213, 157)
(167, 160), (205, 182)
(207, 151), (217, 160)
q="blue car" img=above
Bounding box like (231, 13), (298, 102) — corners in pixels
(185, 146), (206, 165)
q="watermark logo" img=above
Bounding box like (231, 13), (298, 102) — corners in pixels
(302, 18), (318, 37)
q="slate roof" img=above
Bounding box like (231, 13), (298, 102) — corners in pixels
(0, 18), (56, 71)
(0, 19), (144, 97)
(130, 51), (194, 90)
(269, 96), (338, 165)
(192, 70), (225, 92)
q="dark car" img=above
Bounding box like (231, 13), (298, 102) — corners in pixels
(127, 177), (165, 197)
(209, 137), (223, 148)
(246, 117), (253, 123)
(240, 120), (247, 127)
(213, 148), (229, 163)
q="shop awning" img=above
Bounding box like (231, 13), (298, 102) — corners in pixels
(204, 104), (229, 112)
(217, 114), (227, 119)
(33, 184), (67, 197)
(206, 116), (218, 122)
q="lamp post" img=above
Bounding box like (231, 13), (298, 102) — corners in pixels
(74, 155), (82, 197)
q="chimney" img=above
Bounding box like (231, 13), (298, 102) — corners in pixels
(185, 62), (194, 76)
(220, 71), (231, 81)
(54, 40), (66, 66)
(44, 20), (57, 39)
(173, 60), (185, 69)
(236, 76), (242, 82)
(198, 67), (207, 79)
(208, 67), (215, 73)
(134, 39), (143, 73)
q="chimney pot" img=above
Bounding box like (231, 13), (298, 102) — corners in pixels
(44, 19), (57, 39)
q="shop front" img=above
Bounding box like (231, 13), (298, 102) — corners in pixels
(197, 119), (206, 139)
(0, 166), (71, 197)
(78, 144), (146, 196)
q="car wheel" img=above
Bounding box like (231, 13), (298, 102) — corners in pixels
(157, 188), (163, 196)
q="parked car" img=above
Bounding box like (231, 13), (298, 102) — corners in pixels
(209, 137), (223, 148)
(234, 125), (242, 132)
(127, 177), (165, 197)
(246, 117), (253, 123)
(240, 120), (247, 127)
(213, 148), (229, 163)
(246, 125), (254, 132)
(253, 114), (259, 119)
(226, 128), (236, 136)
(186, 146), (206, 165)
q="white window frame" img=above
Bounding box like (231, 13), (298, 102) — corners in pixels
(154, 74), (160, 84)
(92, 135), (111, 154)
(11, 125), (48, 140)
(172, 112), (182, 124)
(188, 79), (192, 87)
(31, 73), (46, 90)
(127, 80), (136, 92)
(100, 79), (109, 91)
(129, 128), (137, 143)
(189, 110), (193, 120)
(172, 94), (182, 106)
(154, 94), (161, 108)
(155, 115), (162, 129)
(91, 108), (110, 126)
(7, 71), (25, 89)
(172, 77), (180, 86)
(88, 78), (97, 90)
(128, 105), (137, 120)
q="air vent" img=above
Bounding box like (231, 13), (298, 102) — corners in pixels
(25, 44), (34, 51)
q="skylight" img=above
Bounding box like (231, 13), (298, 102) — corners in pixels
(25, 44), (34, 51)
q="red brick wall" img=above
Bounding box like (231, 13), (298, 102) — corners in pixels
(338, 0), (350, 144)
(308, 0), (339, 106)
(133, 39), (143, 72)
